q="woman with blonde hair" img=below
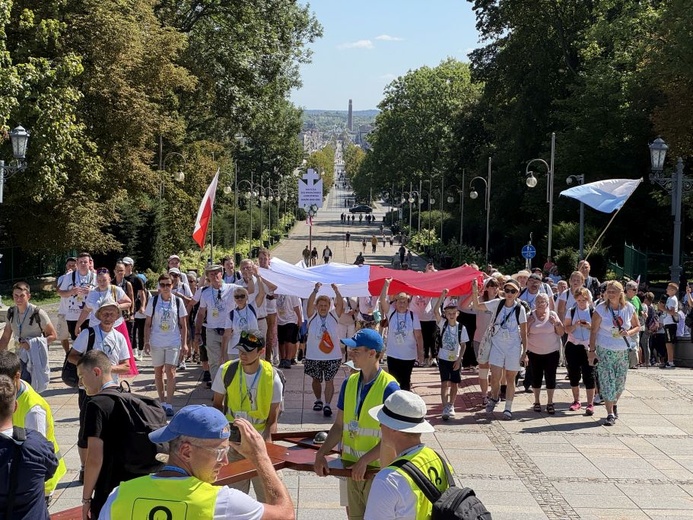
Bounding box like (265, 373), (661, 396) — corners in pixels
(588, 281), (639, 426)
(563, 287), (596, 415)
(556, 270), (586, 320)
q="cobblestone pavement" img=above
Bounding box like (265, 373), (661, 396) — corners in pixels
(14, 184), (693, 519)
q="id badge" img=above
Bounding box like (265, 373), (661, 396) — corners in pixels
(611, 327), (620, 338)
(212, 308), (219, 318)
(160, 321), (171, 332)
(448, 351), (456, 362)
(348, 420), (359, 438)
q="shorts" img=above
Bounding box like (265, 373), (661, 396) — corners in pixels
(664, 324), (677, 343)
(151, 346), (181, 367)
(56, 314), (70, 341)
(304, 358), (341, 382)
(488, 340), (522, 372)
(278, 323), (299, 344)
(438, 358), (461, 383)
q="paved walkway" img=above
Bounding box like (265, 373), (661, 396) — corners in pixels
(25, 185), (693, 519)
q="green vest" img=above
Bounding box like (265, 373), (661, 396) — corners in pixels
(14, 380), (66, 495)
(223, 359), (274, 432)
(389, 446), (449, 520)
(110, 475), (218, 519)
(341, 369), (397, 465)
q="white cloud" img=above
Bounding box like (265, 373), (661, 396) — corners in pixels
(338, 39), (374, 50)
(375, 34), (404, 42)
(379, 73), (397, 81)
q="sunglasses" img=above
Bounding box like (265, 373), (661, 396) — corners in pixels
(160, 283), (172, 287)
(96, 268), (109, 275)
(189, 443), (230, 462)
(240, 330), (260, 343)
(504, 287), (518, 294)
(234, 294), (247, 300)
(170, 273), (180, 277)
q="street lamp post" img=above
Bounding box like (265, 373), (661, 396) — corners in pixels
(525, 132), (556, 261)
(160, 152), (186, 200)
(0, 125), (31, 204)
(469, 157), (492, 264)
(649, 137), (692, 284)
(446, 182), (464, 263)
(238, 179), (258, 253)
(566, 174), (585, 259)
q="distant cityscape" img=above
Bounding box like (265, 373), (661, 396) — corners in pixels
(299, 99), (378, 155)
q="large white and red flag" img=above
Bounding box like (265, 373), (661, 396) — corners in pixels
(192, 168), (220, 248)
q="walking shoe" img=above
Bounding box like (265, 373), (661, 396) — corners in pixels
(660, 361), (676, 369)
(202, 370), (211, 382)
(569, 401), (582, 412)
(179, 360), (187, 371)
(448, 405), (456, 418)
(585, 404), (595, 416)
(482, 396), (489, 406)
(442, 404), (451, 421)
(604, 414), (616, 426)
(593, 393), (603, 405)
(135, 349), (143, 361)
(163, 403), (174, 417)
(485, 397), (498, 414)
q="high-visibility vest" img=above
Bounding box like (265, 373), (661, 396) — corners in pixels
(109, 475), (218, 519)
(341, 369), (397, 465)
(223, 359), (274, 432)
(389, 446), (449, 520)
(14, 380), (67, 495)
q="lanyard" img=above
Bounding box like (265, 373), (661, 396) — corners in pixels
(354, 370), (379, 418)
(161, 465), (189, 477)
(239, 368), (262, 408)
(16, 306), (31, 337)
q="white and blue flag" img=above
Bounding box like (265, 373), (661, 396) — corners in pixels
(560, 178), (642, 213)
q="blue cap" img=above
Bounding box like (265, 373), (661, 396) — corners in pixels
(341, 328), (384, 352)
(149, 405), (230, 443)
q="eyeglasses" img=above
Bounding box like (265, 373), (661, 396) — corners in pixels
(170, 273), (180, 278)
(234, 294), (247, 299)
(504, 288), (518, 294)
(160, 283), (172, 287)
(96, 268), (109, 274)
(189, 443), (230, 462)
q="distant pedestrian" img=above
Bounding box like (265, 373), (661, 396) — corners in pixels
(351, 214), (355, 223)
(389, 235), (394, 247)
(302, 246), (311, 265)
(371, 235), (378, 253)
(322, 245), (333, 264)
(310, 247), (318, 266)
(345, 232), (351, 246)
(359, 214), (363, 223)
(362, 237), (367, 253)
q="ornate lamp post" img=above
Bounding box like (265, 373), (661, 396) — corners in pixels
(0, 125), (31, 204)
(525, 132), (556, 261)
(469, 157), (492, 264)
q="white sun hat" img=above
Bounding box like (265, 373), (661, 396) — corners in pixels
(369, 390), (435, 434)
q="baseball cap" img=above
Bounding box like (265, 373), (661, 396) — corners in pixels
(122, 256), (134, 266)
(168, 267), (181, 275)
(234, 330), (265, 352)
(369, 390), (434, 434)
(205, 264), (223, 273)
(168, 254), (181, 262)
(528, 273), (542, 281)
(341, 328), (384, 352)
(149, 405), (230, 443)
(504, 279), (521, 291)
(513, 270), (531, 279)
(95, 299), (119, 317)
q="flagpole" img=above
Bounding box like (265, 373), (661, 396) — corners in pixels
(210, 206), (214, 265)
(584, 206), (623, 261)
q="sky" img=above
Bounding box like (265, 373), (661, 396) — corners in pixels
(291, 1), (481, 111)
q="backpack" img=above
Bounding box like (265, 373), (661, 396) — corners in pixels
(151, 294), (185, 319)
(222, 359), (286, 414)
(61, 327), (96, 388)
(390, 451), (492, 520)
(5, 426), (27, 518)
(646, 308), (661, 333)
(6, 306), (43, 333)
(100, 381), (168, 475)
(569, 306), (594, 322)
(229, 304), (257, 324)
(439, 320), (465, 345)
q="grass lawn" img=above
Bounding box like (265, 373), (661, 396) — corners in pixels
(1, 290), (60, 306)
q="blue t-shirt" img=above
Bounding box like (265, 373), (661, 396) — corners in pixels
(337, 369), (400, 414)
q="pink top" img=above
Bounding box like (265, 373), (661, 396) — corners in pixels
(527, 311), (561, 355)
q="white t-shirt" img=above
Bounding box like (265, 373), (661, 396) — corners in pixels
(305, 311), (342, 361)
(276, 294), (301, 326)
(437, 319), (469, 362)
(663, 295), (679, 326)
(85, 286), (128, 327)
(57, 271), (72, 315)
(481, 299), (527, 348)
(199, 283), (242, 329)
(72, 326), (130, 366)
(385, 310), (421, 360)
(594, 302), (636, 351)
(145, 295), (188, 348)
(358, 296), (378, 317)
(58, 270), (97, 320)
(224, 304), (259, 354)
(98, 480), (264, 520)
(171, 282), (192, 300)
(566, 305), (592, 346)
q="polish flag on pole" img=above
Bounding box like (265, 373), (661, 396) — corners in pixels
(192, 168), (220, 248)
(306, 215), (313, 227)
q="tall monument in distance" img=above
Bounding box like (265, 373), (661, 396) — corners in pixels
(347, 99), (353, 131)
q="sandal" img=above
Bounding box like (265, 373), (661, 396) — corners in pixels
(503, 410), (513, 420)
(313, 400), (323, 411)
(533, 402), (541, 413)
(546, 403), (556, 415)
(323, 404), (332, 417)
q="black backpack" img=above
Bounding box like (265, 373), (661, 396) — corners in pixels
(61, 327), (97, 388)
(391, 451), (492, 520)
(100, 381), (168, 475)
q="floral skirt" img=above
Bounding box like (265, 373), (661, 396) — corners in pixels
(596, 346), (628, 402)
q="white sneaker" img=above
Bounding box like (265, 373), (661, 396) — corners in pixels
(593, 394), (603, 405)
(136, 350), (143, 361)
(441, 404), (451, 421)
(448, 405), (456, 418)
(430, 359), (438, 367)
(179, 360), (187, 371)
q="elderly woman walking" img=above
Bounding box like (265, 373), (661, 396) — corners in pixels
(588, 281), (639, 426)
(525, 293), (564, 414)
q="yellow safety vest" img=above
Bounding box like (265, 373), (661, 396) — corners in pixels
(109, 475), (218, 519)
(341, 369), (397, 466)
(14, 380), (67, 495)
(223, 359), (274, 432)
(389, 446), (449, 520)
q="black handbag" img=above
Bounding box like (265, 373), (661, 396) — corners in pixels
(61, 354), (79, 388)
